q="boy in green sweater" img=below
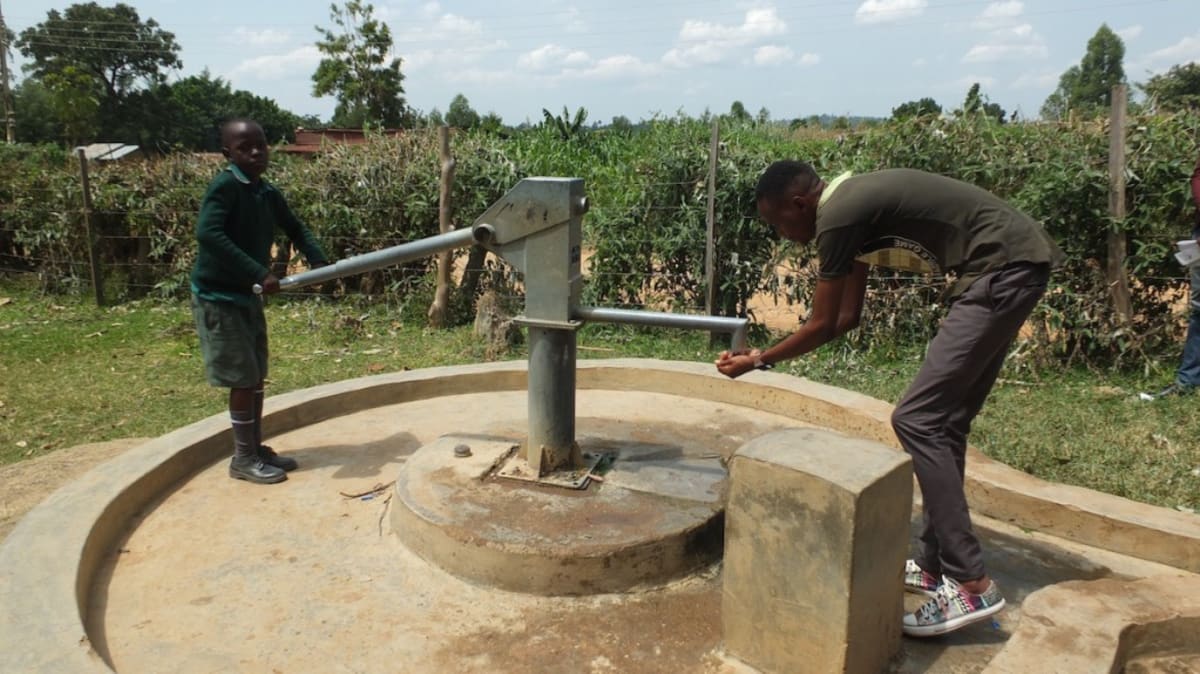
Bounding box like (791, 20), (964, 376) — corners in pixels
(191, 118), (329, 484)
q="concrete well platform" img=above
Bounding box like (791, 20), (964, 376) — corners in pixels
(393, 432), (726, 595)
(1, 360), (1198, 674)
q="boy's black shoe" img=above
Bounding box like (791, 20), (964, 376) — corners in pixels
(229, 456), (287, 484)
(257, 445), (298, 472)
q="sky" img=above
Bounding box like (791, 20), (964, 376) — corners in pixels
(4, 0), (1198, 125)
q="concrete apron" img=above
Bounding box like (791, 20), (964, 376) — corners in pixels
(0, 359), (1197, 673)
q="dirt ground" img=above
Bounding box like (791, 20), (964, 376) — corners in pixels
(0, 438), (149, 543)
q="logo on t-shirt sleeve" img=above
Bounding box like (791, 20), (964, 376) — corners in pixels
(855, 236), (942, 274)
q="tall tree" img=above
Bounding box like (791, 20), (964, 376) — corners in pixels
(312, 1), (408, 128)
(445, 93), (480, 130)
(17, 2), (180, 109)
(1041, 24), (1125, 120)
(11, 78), (59, 143)
(541, 105), (587, 140)
(145, 72), (301, 151)
(958, 83), (1006, 123)
(728, 101), (751, 123)
(891, 97), (941, 120)
(1140, 63), (1200, 112)
(478, 111), (504, 135)
(42, 66), (98, 146)
(609, 115), (634, 133)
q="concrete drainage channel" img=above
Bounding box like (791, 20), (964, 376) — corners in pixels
(1, 360), (1198, 673)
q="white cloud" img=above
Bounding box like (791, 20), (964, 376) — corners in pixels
(518, 44), (591, 71)
(913, 57), (927, 67)
(1012, 71), (1059, 89)
(1117, 25), (1143, 41)
(680, 7), (786, 42)
(666, 7), (788, 68)
(434, 13), (484, 36)
(228, 45), (322, 81)
(229, 27), (291, 48)
(663, 43), (727, 68)
(753, 46), (793, 66)
(569, 55), (659, 80)
(394, 9), (504, 72)
(982, 1), (1023, 19)
(404, 39), (508, 71)
(855, 0), (928, 25)
(962, 23), (1047, 63)
(1139, 31), (1200, 68)
(799, 53), (821, 66)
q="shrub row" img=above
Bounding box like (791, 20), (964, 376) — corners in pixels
(1, 113), (1198, 368)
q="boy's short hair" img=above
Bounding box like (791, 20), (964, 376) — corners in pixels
(219, 117), (261, 144)
(756, 160), (819, 203)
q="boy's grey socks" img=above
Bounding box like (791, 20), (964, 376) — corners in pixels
(253, 388), (265, 448)
(229, 409), (286, 484)
(231, 409), (258, 461)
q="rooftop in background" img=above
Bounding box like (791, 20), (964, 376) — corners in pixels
(277, 128), (405, 156)
(74, 143), (141, 162)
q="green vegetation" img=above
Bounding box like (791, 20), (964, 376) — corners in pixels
(312, 0), (410, 129)
(1042, 23), (1127, 120)
(1, 280), (1196, 512)
(8, 112), (1198, 367)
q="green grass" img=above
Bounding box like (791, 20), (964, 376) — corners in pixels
(1, 279), (1197, 513)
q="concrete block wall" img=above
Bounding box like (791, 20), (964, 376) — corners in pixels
(723, 428), (913, 674)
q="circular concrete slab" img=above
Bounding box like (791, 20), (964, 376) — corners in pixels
(392, 430), (727, 595)
(5, 360), (1199, 674)
(88, 389), (803, 672)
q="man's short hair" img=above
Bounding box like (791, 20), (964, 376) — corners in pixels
(755, 160), (819, 203)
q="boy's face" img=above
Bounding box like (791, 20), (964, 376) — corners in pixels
(221, 121), (269, 180)
(758, 186), (817, 244)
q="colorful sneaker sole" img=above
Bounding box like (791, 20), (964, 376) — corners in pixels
(902, 597), (1006, 637)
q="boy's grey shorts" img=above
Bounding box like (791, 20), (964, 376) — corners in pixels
(191, 296), (268, 389)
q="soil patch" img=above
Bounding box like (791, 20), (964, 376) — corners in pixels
(0, 438), (149, 542)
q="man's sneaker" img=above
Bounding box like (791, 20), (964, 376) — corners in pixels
(902, 576), (1005, 637)
(229, 455), (287, 484)
(903, 559), (942, 597)
(1139, 382), (1197, 401)
(257, 445), (298, 472)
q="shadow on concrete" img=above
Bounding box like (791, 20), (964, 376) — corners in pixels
(285, 430), (421, 480)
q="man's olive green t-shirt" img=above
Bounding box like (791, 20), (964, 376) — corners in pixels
(815, 169), (1063, 299)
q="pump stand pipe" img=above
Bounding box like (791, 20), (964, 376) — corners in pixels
(573, 306), (749, 352)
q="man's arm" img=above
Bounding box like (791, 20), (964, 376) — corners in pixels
(1191, 157), (1200, 209)
(716, 262), (869, 378)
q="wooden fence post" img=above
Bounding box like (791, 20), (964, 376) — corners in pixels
(1106, 84), (1132, 324)
(428, 125), (456, 327)
(705, 119), (720, 341)
(76, 148), (105, 307)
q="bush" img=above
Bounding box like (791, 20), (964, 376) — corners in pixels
(3, 112), (1199, 370)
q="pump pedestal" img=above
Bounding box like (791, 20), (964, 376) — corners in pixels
(391, 433), (726, 595)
